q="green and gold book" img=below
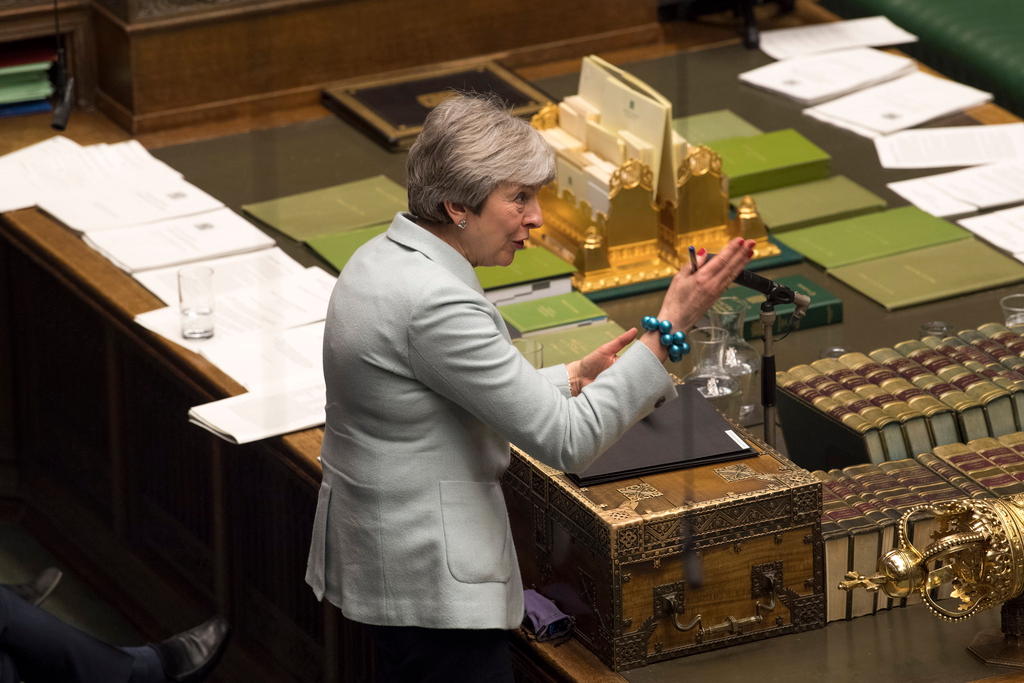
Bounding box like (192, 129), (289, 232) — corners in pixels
(499, 292), (608, 337)
(671, 109), (762, 145)
(745, 176), (886, 233)
(526, 321), (627, 368)
(828, 239), (1024, 310)
(720, 273), (841, 339)
(242, 175), (406, 241)
(708, 128), (831, 197)
(776, 206), (969, 270)
(475, 247), (576, 290)
(306, 222), (390, 273)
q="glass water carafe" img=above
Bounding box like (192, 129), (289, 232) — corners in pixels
(682, 326), (742, 421)
(710, 296), (761, 424)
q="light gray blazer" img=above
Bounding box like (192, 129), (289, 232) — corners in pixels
(306, 212), (676, 630)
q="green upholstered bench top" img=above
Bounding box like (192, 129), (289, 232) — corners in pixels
(822, 0), (1024, 118)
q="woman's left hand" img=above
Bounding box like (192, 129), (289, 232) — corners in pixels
(568, 327), (638, 394)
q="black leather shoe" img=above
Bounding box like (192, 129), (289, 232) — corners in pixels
(153, 616), (230, 683)
(8, 567), (63, 606)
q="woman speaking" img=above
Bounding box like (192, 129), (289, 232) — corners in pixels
(306, 95), (754, 680)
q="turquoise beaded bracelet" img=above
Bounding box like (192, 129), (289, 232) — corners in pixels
(641, 316), (690, 362)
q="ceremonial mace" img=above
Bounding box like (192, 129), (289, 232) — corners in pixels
(840, 495), (1024, 667)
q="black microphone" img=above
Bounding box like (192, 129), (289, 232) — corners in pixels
(51, 70), (74, 131)
(733, 269), (811, 324)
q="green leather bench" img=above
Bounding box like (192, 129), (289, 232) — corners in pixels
(822, 0), (1024, 118)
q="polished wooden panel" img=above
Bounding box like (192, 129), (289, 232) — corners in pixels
(0, 206), (350, 681)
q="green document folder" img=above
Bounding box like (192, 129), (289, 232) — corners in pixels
(475, 247), (575, 290)
(0, 70), (52, 105)
(242, 175), (406, 242)
(828, 239), (1024, 311)
(709, 129), (831, 197)
(776, 206), (970, 269)
(0, 60), (53, 78)
(499, 292), (608, 336)
(306, 222), (391, 273)
(719, 274), (842, 339)
(671, 110), (762, 145)
(527, 321), (628, 367)
(746, 176), (886, 233)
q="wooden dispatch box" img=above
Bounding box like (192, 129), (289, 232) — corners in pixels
(503, 436), (825, 671)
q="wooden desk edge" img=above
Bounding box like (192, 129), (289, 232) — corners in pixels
(0, 207), (325, 476)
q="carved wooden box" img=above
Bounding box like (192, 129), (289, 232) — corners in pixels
(503, 440), (825, 671)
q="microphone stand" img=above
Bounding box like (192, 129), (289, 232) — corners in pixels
(758, 287), (792, 448)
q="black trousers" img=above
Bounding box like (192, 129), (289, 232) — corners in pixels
(0, 586), (135, 683)
(365, 624), (516, 683)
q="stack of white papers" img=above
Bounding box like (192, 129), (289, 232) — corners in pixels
(0, 136), (183, 214)
(82, 208), (275, 273)
(959, 205), (1024, 258)
(188, 377), (326, 444)
(888, 162), (1024, 217)
(759, 15), (917, 60)
(200, 321), (325, 392)
(805, 72), (992, 138)
(875, 123), (1024, 169)
(39, 176), (223, 233)
(740, 47), (915, 106)
(134, 266), (337, 352)
(133, 247), (305, 306)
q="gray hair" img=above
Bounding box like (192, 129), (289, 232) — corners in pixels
(407, 94), (555, 224)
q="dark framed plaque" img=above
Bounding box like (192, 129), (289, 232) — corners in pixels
(321, 61), (551, 151)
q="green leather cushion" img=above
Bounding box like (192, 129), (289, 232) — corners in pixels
(822, 0), (1024, 118)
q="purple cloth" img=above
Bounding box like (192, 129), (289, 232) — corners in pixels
(522, 590), (573, 642)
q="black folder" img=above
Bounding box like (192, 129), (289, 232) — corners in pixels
(567, 385), (756, 486)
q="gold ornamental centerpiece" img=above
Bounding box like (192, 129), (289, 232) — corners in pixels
(530, 55), (777, 296)
(841, 494), (1024, 667)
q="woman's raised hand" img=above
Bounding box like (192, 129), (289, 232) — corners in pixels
(640, 237), (755, 361)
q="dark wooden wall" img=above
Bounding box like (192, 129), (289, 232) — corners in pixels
(83, 0), (660, 132)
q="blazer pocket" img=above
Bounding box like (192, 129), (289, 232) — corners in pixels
(439, 480), (512, 584)
(305, 479), (332, 600)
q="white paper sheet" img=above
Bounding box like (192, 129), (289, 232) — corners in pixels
(875, 123), (1024, 169)
(82, 208), (275, 273)
(38, 176), (224, 233)
(133, 267), (337, 352)
(759, 15), (918, 60)
(188, 377), (326, 444)
(959, 205), (1024, 254)
(132, 247), (305, 306)
(888, 162), (1024, 217)
(200, 321), (325, 392)
(739, 47), (915, 106)
(805, 72), (992, 137)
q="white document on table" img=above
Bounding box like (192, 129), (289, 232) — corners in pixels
(199, 321), (325, 392)
(739, 47), (915, 106)
(759, 15), (918, 60)
(0, 136), (83, 212)
(188, 376), (326, 444)
(132, 247), (305, 306)
(888, 162), (1024, 216)
(958, 205), (1024, 255)
(38, 176), (224, 233)
(887, 178), (977, 217)
(82, 208), (275, 273)
(805, 72), (992, 137)
(874, 123), (1024, 169)
(133, 266), (337, 352)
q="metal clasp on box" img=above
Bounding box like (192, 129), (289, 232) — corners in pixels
(655, 563), (781, 644)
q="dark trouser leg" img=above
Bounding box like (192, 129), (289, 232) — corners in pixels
(366, 624), (515, 683)
(0, 586), (135, 683)
(0, 651), (18, 683)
